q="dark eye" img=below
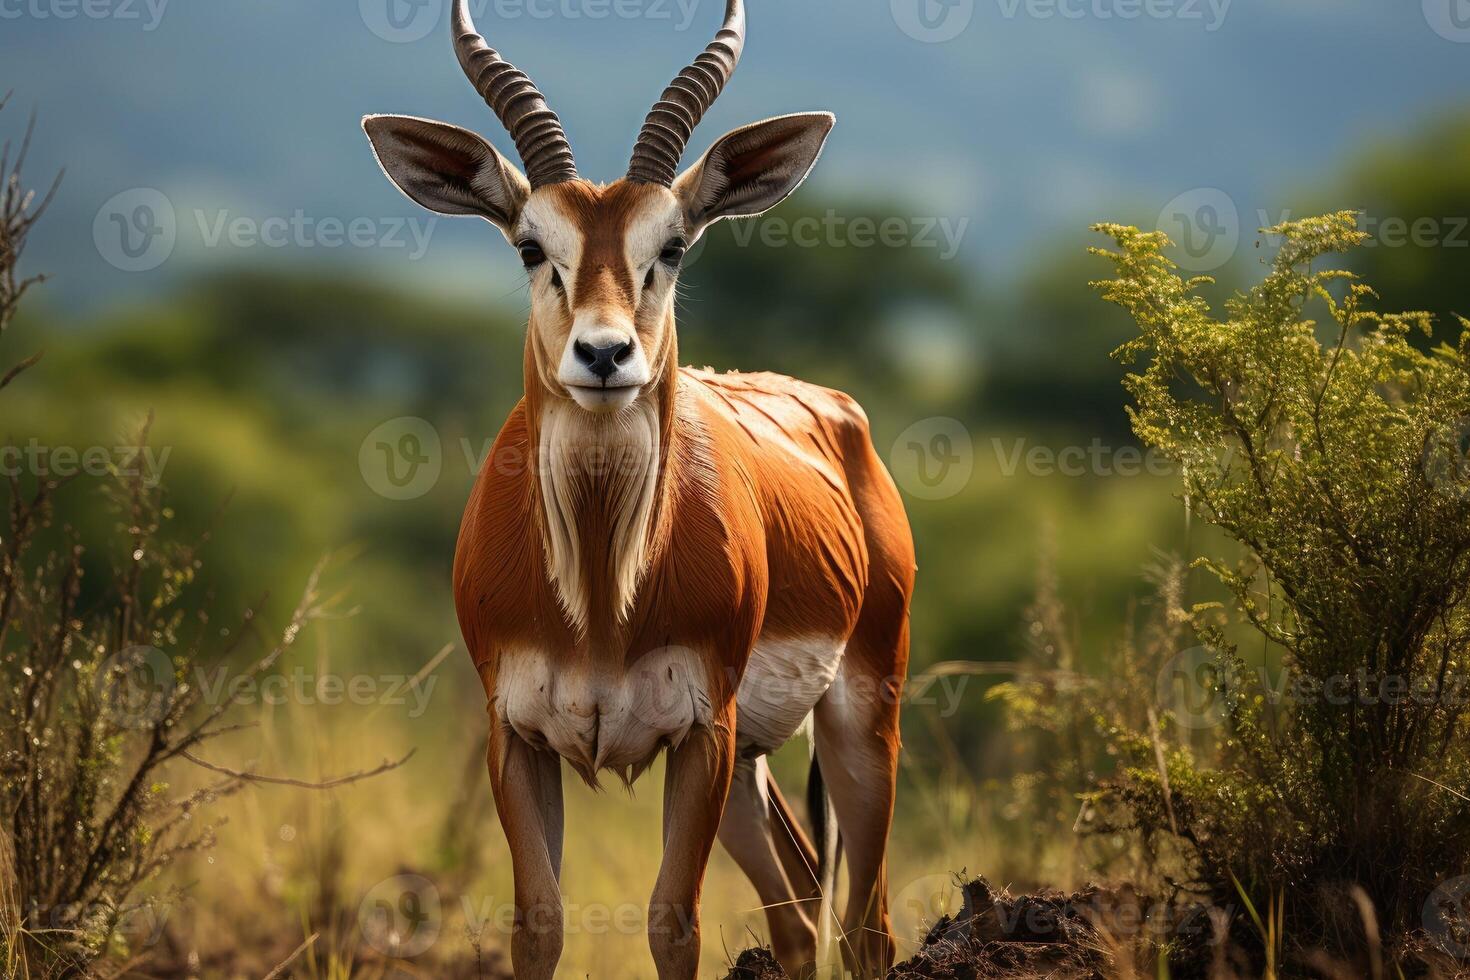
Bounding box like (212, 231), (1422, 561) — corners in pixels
(517, 239), (546, 268)
(659, 237), (687, 267)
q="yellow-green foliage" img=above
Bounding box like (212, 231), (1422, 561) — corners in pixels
(1086, 212), (1470, 946)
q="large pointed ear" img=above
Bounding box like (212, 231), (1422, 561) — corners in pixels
(362, 114), (530, 236)
(672, 112), (834, 240)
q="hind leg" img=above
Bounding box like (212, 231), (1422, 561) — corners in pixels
(719, 757), (819, 977)
(813, 631), (906, 977)
(765, 768), (822, 909)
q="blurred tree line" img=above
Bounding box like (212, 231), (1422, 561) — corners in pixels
(8, 109), (1468, 772)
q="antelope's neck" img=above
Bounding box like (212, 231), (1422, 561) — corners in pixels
(522, 335), (679, 638)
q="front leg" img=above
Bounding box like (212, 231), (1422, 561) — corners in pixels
(487, 723), (564, 980)
(649, 699), (736, 979)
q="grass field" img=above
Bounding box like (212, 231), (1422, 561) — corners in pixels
(154, 577), (1095, 978)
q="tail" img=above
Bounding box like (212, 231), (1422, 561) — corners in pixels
(808, 754), (841, 966)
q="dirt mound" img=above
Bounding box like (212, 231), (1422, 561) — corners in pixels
(721, 877), (1187, 980)
(724, 945), (791, 979)
(889, 877), (1131, 979)
(887, 881), (1140, 980)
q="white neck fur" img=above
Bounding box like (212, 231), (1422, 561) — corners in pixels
(536, 398), (661, 633)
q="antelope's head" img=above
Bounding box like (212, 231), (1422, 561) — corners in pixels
(363, 0), (833, 415)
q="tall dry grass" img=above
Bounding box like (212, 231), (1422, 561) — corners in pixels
(145, 642), (1045, 978)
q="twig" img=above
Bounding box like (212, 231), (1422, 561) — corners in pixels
(0, 348), (40, 391)
(1146, 707), (1180, 836)
(0, 100), (62, 342)
(261, 931), (319, 980)
(1401, 768), (1470, 804)
(180, 748), (415, 790)
(364, 642), (454, 724)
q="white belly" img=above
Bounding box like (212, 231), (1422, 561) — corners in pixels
(494, 645), (713, 784)
(735, 636), (845, 754)
(493, 636), (844, 782)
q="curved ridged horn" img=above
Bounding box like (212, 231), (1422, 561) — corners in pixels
(625, 0), (745, 187)
(452, 0), (577, 187)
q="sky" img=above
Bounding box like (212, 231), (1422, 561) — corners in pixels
(4, 0), (1470, 311)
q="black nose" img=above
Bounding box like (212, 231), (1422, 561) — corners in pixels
(573, 340), (633, 382)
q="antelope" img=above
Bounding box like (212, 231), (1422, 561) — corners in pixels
(363, 2), (915, 976)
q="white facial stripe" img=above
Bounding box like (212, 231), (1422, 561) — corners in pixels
(519, 188), (681, 405)
(623, 198), (684, 279)
(516, 195), (584, 295)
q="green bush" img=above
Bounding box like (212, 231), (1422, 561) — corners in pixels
(0, 101), (336, 979)
(1075, 211), (1470, 956)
